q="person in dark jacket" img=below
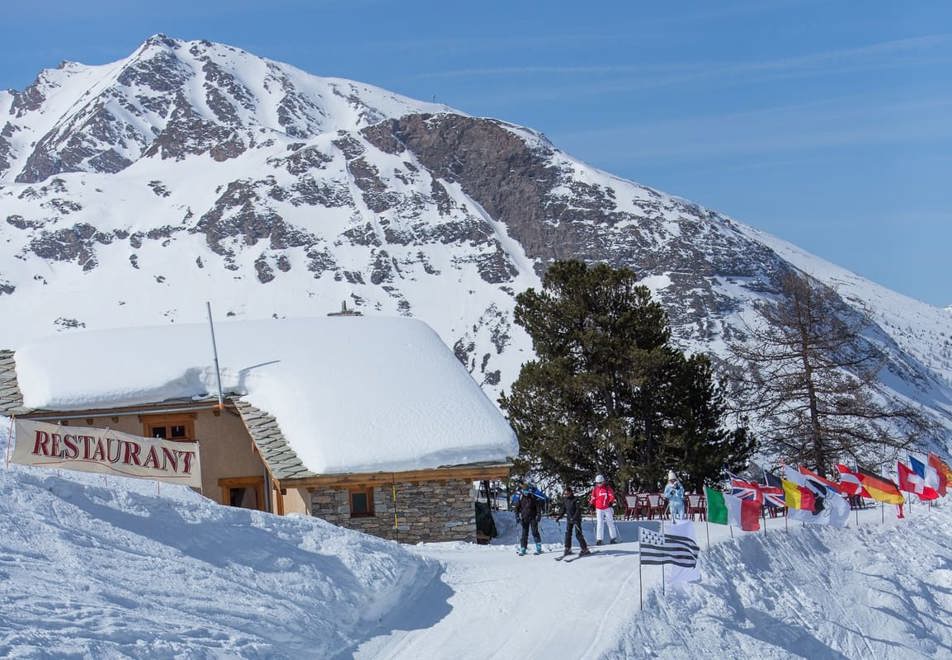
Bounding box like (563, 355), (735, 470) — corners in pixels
(514, 483), (547, 555)
(556, 486), (591, 557)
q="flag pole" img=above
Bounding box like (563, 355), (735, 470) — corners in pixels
(729, 524), (733, 540)
(881, 501), (884, 524)
(660, 518), (665, 596)
(705, 516), (710, 551)
(762, 504), (767, 537)
(639, 556), (643, 611)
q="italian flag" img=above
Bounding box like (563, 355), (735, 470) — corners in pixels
(705, 486), (760, 532)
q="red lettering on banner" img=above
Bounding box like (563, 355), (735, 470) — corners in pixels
(123, 441), (142, 466)
(106, 438), (121, 463)
(32, 431), (51, 456)
(62, 434), (79, 459)
(142, 446), (160, 470)
(83, 435), (93, 459)
(182, 450), (195, 475)
(50, 433), (62, 457)
(161, 447), (178, 472)
(90, 439), (105, 461)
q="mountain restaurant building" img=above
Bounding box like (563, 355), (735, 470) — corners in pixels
(0, 317), (515, 543)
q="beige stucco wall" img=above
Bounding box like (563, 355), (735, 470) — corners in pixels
(54, 408), (266, 509)
(281, 487), (311, 515)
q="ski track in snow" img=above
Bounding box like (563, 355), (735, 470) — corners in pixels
(355, 508), (952, 660)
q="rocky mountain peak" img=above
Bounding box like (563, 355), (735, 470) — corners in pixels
(0, 36), (949, 447)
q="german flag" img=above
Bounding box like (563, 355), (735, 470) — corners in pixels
(856, 466), (905, 505)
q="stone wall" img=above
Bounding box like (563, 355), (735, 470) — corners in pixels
(309, 478), (475, 543)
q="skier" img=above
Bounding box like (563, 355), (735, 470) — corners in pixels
(663, 470), (686, 521)
(556, 485), (591, 558)
(513, 482), (548, 555)
(589, 474), (619, 545)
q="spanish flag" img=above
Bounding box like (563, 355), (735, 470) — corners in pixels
(856, 467), (905, 505)
(782, 478), (817, 512)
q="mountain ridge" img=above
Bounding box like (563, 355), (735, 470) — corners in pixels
(1, 35), (949, 450)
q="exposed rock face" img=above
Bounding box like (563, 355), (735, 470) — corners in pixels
(0, 35), (948, 443)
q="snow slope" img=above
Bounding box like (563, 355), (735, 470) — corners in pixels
(2, 401), (949, 658)
(0, 35), (949, 449)
(356, 507), (952, 659)
(0, 419), (441, 658)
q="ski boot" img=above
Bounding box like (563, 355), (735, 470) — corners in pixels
(563, 547), (574, 557)
(518, 546), (527, 556)
(579, 547), (592, 556)
(534, 543), (543, 555)
(610, 537), (619, 544)
(596, 539), (603, 546)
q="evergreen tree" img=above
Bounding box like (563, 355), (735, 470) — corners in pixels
(500, 260), (753, 492)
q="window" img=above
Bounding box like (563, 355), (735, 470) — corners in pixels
(141, 414), (195, 442)
(219, 476), (266, 512)
(349, 487), (375, 517)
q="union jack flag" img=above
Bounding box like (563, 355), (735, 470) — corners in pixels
(728, 472), (764, 504)
(728, 471), (784, 508)
(761, 469), (786, 508)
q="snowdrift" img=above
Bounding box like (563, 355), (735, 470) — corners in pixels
(614, 508), (952, 659)
(0, 419), (442, 658)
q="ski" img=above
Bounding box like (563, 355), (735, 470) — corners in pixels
(562, 551), (595, 563)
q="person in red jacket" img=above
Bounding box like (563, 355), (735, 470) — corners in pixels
(589, 474), (619, 545)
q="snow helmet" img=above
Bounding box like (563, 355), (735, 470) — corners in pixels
(594, 474), (605, 484)
(668, 470), (677, 481)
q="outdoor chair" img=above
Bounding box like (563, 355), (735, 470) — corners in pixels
(686, 493), (706, 520)
(647, 493), (666, 519)
(624, 495), (640, 520)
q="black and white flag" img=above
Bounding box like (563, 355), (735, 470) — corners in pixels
(639, 520), (701, 587)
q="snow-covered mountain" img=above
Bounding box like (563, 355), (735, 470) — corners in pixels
(1, 35), (949, 445)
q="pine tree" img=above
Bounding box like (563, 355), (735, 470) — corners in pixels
(500, 260), (753, 492)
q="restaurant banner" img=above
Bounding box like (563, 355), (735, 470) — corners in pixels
(12, 418), (202, 488)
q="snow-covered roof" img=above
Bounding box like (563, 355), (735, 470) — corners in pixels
(12, 317), (518, 474)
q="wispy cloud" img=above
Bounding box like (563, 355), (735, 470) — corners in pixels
(414, 34), (952, 102)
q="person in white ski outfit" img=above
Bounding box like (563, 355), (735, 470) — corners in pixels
(663, 470), (686, 521)
(588, 474), (619, 545)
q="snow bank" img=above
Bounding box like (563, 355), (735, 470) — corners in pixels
(0, 418), (443, 658)
(614, 508), (952, 659)
(14, 316), (518, 473)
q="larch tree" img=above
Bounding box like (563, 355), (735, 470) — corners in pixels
(729, 270), (931, 475)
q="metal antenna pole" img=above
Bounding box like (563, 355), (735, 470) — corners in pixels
(206, 302), (225, 409)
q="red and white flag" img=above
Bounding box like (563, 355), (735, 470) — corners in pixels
(897, 461), (939, 501)
(835, 464), (868, 497)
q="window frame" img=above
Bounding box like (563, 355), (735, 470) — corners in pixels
(140, 413), (196, 443)
(349, 486), (375, 518)
(218, 476), (266, 512)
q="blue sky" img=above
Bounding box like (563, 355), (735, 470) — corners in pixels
(2, 1), (949, 306)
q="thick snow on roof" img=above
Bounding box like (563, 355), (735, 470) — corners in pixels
(14, 317), (518, 474)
